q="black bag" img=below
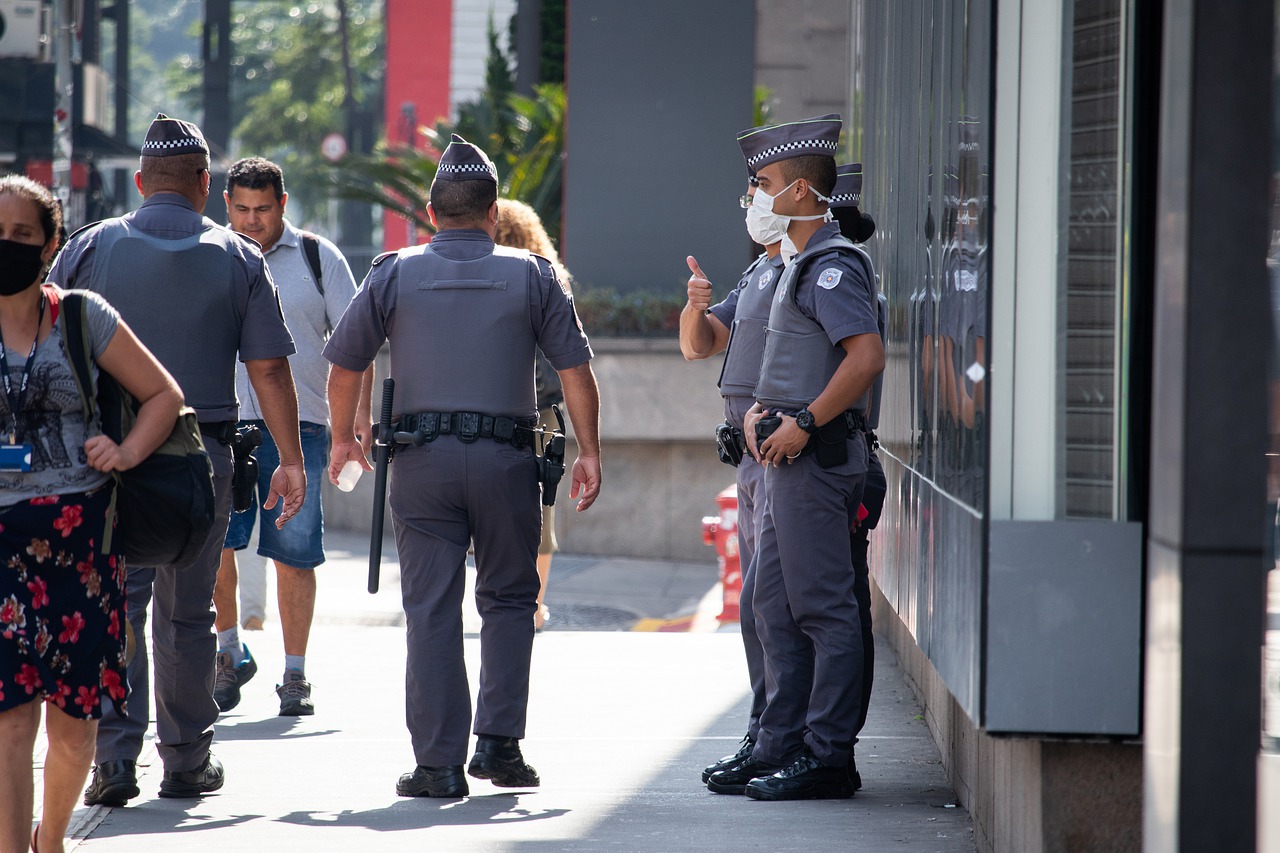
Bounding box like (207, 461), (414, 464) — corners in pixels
(61, 291), (216, 569)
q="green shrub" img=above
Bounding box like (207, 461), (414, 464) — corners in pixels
(572, 287), (685, 337)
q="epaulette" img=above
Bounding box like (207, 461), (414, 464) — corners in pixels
(370, 250), (396, 267)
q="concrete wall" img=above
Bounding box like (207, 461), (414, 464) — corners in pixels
(873, 582), (1143, 853)
(325, 338), (728, 563)
(754, 0), (851, 125)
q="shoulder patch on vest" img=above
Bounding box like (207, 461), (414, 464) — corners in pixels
(818, 268), (843, 289)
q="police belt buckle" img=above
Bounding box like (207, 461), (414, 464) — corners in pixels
(456, 412), (481, 442)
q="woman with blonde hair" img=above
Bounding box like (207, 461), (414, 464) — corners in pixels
(493, 198), (569, 632)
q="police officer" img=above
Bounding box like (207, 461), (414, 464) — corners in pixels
(708, 114), (884, 800)
(831, 162), (884, 787)
(49, 114), (304, 805)
(680, 165), (785, 789)
(324, 135), (601, 798)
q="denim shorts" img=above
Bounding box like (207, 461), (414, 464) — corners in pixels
(224, 420), (328, 569)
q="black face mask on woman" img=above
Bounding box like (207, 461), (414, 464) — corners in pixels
(0, 239), (46, 296)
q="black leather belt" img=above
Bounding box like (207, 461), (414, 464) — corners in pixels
(398, 412), (538, 448)
(199, 420), (237, 444)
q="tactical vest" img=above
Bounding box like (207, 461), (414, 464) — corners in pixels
(718, 253), (783, 399)
(388, 244), (540, 416)
(85, 218), (244, 420)
(755, 235), (877, 412)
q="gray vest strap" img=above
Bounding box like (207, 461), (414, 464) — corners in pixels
(755, 236), (874, 411)
(87, 220), (242, 419)
(718, 254), (781, 398)
(388, 245), (539, 416)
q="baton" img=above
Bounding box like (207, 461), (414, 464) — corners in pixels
(368, 377), (395, 594)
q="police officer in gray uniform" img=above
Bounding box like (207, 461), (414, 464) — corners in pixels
(48, 114), (305, 806)
(830, 162), (884, 783)
(324, 135), (602, 798)
(680, 164), (786, 787)
(707, 114), (884, 801)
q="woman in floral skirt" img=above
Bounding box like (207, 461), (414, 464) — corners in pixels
(0, 175), (182, 853)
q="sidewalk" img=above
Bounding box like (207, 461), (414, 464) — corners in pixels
(48, 530), (974, 852)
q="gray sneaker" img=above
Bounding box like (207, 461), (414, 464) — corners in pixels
(276, 670), (315, 716)
(213, 645), (257, 713)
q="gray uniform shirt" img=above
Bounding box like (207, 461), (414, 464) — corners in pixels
(236, 220), (357, 426)
(48, 194), (296, 423)
(324, 228), (591, 419)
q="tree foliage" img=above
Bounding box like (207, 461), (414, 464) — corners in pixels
(331, 17), (565, 242)
(164, 1), (383, 225)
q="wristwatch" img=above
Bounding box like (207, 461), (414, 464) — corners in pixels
(794, 408), (819, 435)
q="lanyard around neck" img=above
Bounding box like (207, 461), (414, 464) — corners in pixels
(0, 293), (47, 439)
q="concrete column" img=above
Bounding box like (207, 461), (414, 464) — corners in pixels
(1144, 0), (1272, 849)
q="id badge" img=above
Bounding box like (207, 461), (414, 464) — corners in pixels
(0, 443), (33, 472)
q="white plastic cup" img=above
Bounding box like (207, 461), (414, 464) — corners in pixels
(336, 459), (364, 492)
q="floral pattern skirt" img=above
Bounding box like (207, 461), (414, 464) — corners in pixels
(0, 484), (128, 720)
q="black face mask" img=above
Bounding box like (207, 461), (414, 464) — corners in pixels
(0, 239), (46, 297)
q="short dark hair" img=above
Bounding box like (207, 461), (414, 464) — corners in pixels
(0, 174), (62, 244)
(429, 177), (497, 226)
(139, 152), (210, 197)
(226, 157), (285, 200)
(779, 155), (837, 199)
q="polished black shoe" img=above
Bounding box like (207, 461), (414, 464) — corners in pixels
(849, 754), (863, 791)
(158, 754), (225, 798)
(467, 736), (540, 788)
(744, 750), (855, 801)
(396, 765), (469, 798)
(83, 759), (139, 807)
(706, 756), (782, 795)
(701, 733), (755, 783)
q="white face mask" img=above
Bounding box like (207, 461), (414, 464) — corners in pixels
(780, 233), (799, 265)
(745, 198), (789, 246)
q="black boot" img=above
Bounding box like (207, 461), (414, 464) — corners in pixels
(701, 733), (755, 783)
(744, 749), (855, 801)
(83, 760), (139, 807)
(467, 735), (540, 788)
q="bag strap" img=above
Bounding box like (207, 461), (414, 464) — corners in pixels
(60, 291), (99, 430)
(59, 290), (118, 554)
(300, 231), (331, 335)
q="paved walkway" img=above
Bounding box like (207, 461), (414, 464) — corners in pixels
(36, 530), (974, 851)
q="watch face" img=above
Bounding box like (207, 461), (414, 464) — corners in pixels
(797, 410), (815, 432)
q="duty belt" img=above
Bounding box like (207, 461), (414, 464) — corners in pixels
(198, 420), (237, 444)
(397, 411), (538, 448)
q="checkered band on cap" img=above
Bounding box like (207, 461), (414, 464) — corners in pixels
(830, 162), (863, 209)
(141, 113), (209, 157)
(436, 133), (498, 184)
(737, 113), (842, 173)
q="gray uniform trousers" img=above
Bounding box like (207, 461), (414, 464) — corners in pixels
(734, 451), (767, 740)
(96, 440), (233, 773)
(751, 443), (866, 769)
(389, 435), (542, 767)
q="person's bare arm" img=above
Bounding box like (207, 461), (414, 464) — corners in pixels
(327, 363), (373, 482)
(679, 255), (731, 360)
(245, 356), (305, 526)
(758, 333), (885, 467)
(558, 362), (601, 511)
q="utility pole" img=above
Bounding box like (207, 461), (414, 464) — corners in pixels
(51, 0), (78, 213)
(202, 0), (232, 223)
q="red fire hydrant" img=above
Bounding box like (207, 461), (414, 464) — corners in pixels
(701, 484), (741, 623)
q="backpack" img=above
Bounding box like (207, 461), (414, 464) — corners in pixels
(299, 231), (330, 335)
(60, 291), (216, 569)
